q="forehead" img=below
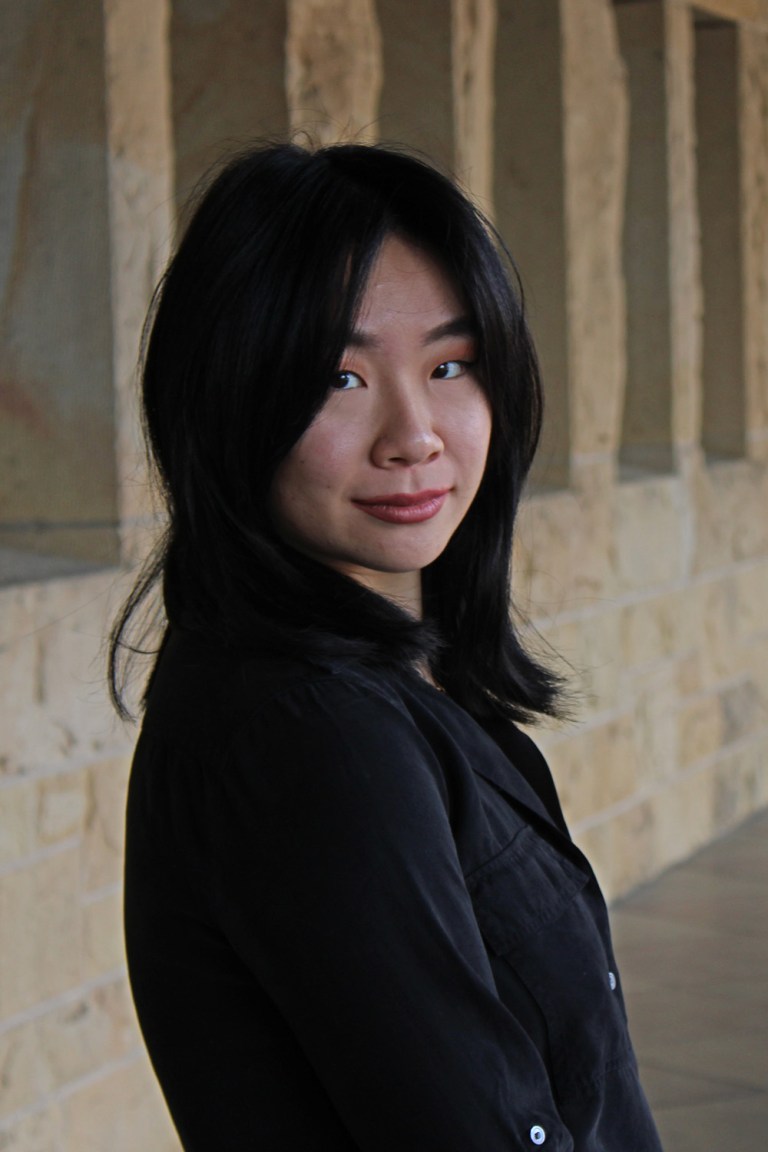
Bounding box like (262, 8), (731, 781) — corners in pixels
(352, 235), (467, 336)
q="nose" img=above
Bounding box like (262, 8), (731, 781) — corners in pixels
(370, 383), (444, 468)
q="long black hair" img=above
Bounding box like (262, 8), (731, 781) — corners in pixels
(110, 141), (563, 723)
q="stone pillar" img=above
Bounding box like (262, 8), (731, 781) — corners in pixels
(172, 0), (289, 204)
(665, 1), (702, 460)
(739, 22), (768, 463)
(378, 0), (453, 166)
(0, 0), (118, 565)
(452, 0), (496, 211)
(103, 0), (175, 564)
(287, 0), (382, 145)
(561, 0), (628, 475)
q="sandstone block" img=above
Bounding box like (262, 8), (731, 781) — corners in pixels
(547, 729), (595, 827)
(677, 694), (724, 768)
(515, 477), (616, 618)
(82, 757), (130, 893)
(742, 636), (768, 711)
(720, 678), (763, 743)
(34, 581), (120, 758)
(60, 1059), (180, 1152)
(0, 781), (34, 866)
(82, 888), (124, 982)
(652, 764), (716, 872)
(36, 768), (87, 845)
(597, 715), (641, 809)
(687, 577), (744, 684)
(733, 561), (768, 643)
(677, 651), (704, 696)
(543, 609), (624, 715)
(0, 1105), (60, 1152)
(37, 980), (136, 1094)
(619, 590), (687, 670)
(612, 476), (685, 592)
(0, 849), (81, 1018)
(514, 490), (584, 617)
(692, 460), (768, 573)
(0, 575), (132, 776)
(0, 1019), (39, 1120)
(629, 663), (680, 782)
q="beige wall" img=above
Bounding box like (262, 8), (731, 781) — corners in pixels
(1, 0), (768, 1145)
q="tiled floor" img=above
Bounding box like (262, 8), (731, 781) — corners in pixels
(610, 809), (768, 1152)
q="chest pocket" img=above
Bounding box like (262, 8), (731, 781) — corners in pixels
(467, 826), (634, 1103)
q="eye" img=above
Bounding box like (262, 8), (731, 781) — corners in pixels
(432, 360), (473, 380)
(331, 370), (365, 391)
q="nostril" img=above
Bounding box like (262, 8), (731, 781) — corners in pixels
(374, 428), (444, 467)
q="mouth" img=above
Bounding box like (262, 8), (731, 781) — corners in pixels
(351, 489), (450, 524)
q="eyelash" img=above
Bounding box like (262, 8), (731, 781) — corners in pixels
(431, 360), (474, 380)
(331, 370), (364, 391)
(331, 360), (475, 391)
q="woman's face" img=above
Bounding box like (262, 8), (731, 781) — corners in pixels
(270, 235), (492, 613)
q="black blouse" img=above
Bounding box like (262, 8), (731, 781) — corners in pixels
(124, 629), (663, 1151)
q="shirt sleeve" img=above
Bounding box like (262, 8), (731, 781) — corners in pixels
(201, 673), (573, 1152)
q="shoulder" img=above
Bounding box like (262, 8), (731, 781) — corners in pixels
(131, 633), (456, 888)
(138, 628), (444, 801)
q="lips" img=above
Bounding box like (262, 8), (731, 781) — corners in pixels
(351, 489), (450, 524)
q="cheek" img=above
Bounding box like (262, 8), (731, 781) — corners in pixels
(270, 419), (353, 521)
(453, 394), (493, 481)
(284, 427), (353, 496)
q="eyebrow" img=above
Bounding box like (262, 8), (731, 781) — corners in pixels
(346, 315), (478, 350)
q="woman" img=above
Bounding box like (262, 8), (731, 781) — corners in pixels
(115, 142), (662, 1151)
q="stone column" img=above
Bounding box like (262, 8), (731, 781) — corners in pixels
(287, 0), (383, 144)
(739, 22), (768, 462)
(452, 0), (496, 211)
(665, 0), (702, 460)
(561, 0), (629, 477)
(103, 0), (175, 564)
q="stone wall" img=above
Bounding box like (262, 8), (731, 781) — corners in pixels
(1, 0), (767, 1146)
(0, 574), (178, 1150)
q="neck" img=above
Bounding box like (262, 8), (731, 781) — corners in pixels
(345, 568), (422, 618)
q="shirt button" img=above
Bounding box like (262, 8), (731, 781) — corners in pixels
(530, 1125), (546, 1145)
(608, 970), (617, 991)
